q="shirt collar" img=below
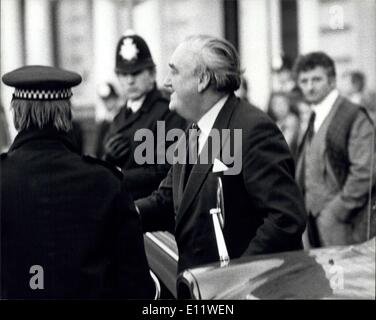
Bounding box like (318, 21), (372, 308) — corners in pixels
(127, 95), (146, 113)
(311, 89), (339, 131)
(311, 89), (338, 116)
(197, 94), (229, 135)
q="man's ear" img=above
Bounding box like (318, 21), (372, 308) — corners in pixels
(329, 76), (337, 89)
(198, 72), (210, 93)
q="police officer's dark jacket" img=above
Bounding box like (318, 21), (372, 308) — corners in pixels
(0, 127), (154, 299)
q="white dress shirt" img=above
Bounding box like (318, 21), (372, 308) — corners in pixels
(197, 94), (229, 153)
(127, 96), (146, 113)
(311, 89), (339, 133)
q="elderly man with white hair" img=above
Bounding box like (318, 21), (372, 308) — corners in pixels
(136, 35), (307, 273)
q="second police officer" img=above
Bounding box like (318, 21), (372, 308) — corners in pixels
(103, 33), (187, 200)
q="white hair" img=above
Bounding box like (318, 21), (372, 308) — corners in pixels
(184, 35), (242, 93)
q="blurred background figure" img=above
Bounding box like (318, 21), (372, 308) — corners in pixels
(0, 103), (10, 152)
(271, 55), (296, 94)
(341, 70), (376, 123)
(267, 91), (299, 156)
(94, 82), (121, 158)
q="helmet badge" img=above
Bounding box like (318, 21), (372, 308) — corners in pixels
(119, 38), (139, 61)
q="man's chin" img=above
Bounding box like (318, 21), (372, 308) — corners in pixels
(306, 96), (319, 104)
(169, 104), (185, 119)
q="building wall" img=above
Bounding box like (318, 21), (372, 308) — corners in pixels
(1, 0), (27, 140)
(239, 0), (275, 110)
(24, 0), (53, 65)
(298, 0), (376, 92)
(132, 0), (224, 87)
(1, 0), (375, 144)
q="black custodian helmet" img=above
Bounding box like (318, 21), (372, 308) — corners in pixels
(115, 34), (155, 74)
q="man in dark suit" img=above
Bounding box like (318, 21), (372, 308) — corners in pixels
(136, 35), (307, 273)
(103, 33), (186, 200)
(0, 65), (155, 299)
(294, 52), (375, 248)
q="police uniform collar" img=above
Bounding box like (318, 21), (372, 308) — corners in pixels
(123, 86), (161, 114)
(9, 127), (80, 154)
(127, 96), (146, 113)
(114, 87), (166, 133)
(138, 86), (164, 113)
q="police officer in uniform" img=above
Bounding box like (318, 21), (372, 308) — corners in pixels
(103, 34), (186, 200)
(0, 65), (155, 299)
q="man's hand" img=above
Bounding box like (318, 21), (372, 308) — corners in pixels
(104, 133), (131, 165)
(316, 209), (348, 246)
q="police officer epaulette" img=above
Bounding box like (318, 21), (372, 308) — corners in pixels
(0, 152), (7, 160)
(82, 155), (123, 180)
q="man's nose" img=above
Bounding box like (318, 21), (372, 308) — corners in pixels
(163, 75), (172, 90)
(124, 74), (135, 84)
(306, 80), (315, 91)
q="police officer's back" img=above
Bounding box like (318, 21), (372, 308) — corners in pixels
(0, 66), (155, 299)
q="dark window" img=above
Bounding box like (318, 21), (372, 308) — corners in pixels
(223, 0), (239, 52)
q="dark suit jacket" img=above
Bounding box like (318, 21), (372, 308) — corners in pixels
(0, 128), (154, 299)
(94, 119), (112, 159)
(137, 94), (307, 272)
(103, 87), (187, 200)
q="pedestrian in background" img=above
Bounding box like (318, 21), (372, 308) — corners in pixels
(294, 52), (376, 248)
(267, 91), (300, 156)
(341, 70), (376, 123)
